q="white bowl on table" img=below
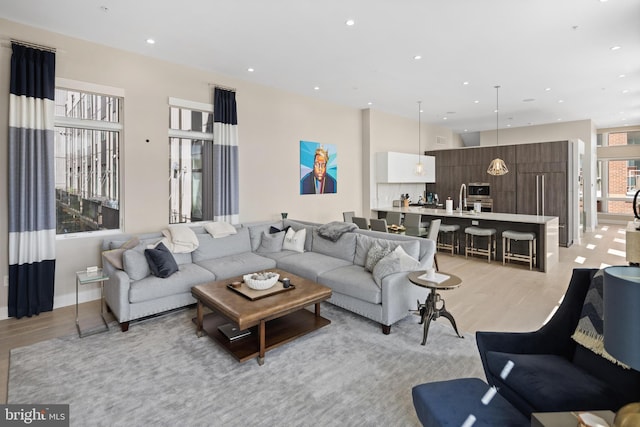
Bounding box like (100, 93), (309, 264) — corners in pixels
(243, 272), (279, 290)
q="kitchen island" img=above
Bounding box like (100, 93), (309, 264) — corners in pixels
(372, 207), (559, 272)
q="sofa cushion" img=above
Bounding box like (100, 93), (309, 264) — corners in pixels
(372, 245), (420, 287)
(195, 252), (276, 280)
(254, 250), (299, 262)
(312, 229), (356, 263)
(247, 221), (283, 251)
(282, 227), (306, 253)
(144, 242), (179, 278)
(123, 242), (153, 281)
(203, 221), (238, 238)
(276, 252), (352, 282)
(256, 230), (285, 253)
(128, 263), (215, 303)
(192, 227), (251, 262)
(170, 252), (193, 266)
(319, 265), (381, 304)
(355, 234), (420, 267)
(485, 351), (627, 413)
(283, 219), (316, 252)
(102, 236), (140, 270)
(365, 242), (392, 272)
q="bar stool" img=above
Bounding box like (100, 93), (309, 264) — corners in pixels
(437, 224), (460, 255)
(502, 230), (537, 270)
(464, 226), (496, 263)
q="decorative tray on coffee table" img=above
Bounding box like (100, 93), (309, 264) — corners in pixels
(227, 280), (295, 301)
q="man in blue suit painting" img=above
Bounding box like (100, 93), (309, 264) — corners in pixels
(301, 146), (336, 194)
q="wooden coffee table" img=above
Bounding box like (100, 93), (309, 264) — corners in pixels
(191, 268), (332, 365)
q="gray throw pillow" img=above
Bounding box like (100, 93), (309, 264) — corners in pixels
(365, 243), (392, 272)
(123, 243), (152, 281)
(372, 245), (420, 287)
(257, 230), (285, 253)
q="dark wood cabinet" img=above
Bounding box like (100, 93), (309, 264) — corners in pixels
(515, 141), (571, 246)
(428, 140), (574, 246)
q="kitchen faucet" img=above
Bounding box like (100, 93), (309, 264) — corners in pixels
(459, 183), (467, 213)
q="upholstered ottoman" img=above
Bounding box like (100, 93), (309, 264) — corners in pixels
(412, 378), (529, 426)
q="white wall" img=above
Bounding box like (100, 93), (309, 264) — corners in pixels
(363, 109), (463, 211)
(0, 19), (363, 317)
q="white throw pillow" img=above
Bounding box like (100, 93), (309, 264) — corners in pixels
(204, 221), (238, 238)
(282, 227), (306, 253)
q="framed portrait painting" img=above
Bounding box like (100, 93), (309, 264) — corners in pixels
(300, 141), (337, 195)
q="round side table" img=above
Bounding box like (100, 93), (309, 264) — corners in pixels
(408, 271), (463, 345)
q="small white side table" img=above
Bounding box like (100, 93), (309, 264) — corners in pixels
(76, 269), (110, 338)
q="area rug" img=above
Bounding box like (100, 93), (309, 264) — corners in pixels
(8, 303), (484, 426)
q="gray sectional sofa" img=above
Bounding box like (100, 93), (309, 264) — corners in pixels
(101, 219), (436, 333)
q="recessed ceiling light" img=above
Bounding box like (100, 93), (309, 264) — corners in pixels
(313, 86), (320, 91)
(146, 38), (155, 44)
(368, 102), (373, 106)
(414, 55), (422, 60)
(247, 68), (254, 72)
(463, 81), (469, 85)
(545, 88), (551, 91)
(619, 74), (626, 78)
(622, 89), (629, 94)
(507, 124), (512, 127)
(558, 100), (564, 103)
(442, 117), (447, 120)
(610, 45), (621, 51)
(474, 100), (479, 104)
(346, 19), (355, 26)
(557, 118), (563, 121)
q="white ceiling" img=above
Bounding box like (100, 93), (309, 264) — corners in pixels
(1, 0), (639, 133)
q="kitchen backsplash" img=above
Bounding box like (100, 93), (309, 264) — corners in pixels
(373, 183), (426, 207)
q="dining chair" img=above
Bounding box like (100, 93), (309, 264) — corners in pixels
(427, 219), (441, 271)
(352, 216), (369, 230)
(370, 218), (388, 232)
(385, 211), (402, 227)
(404, 212), (428, 237)
(343, 211), (355, 223)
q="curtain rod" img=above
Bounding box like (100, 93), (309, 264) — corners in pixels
(10, 38), (56, 53)
(208, 83), (236, 92)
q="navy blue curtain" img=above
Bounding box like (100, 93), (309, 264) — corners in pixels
(213, 88), (239, 223)
(8, 43), (57, 318)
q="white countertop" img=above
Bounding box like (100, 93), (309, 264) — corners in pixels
(373, 206), (558, 225)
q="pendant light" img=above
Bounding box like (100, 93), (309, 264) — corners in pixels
(415, 100), (424, 175)
(487, 85), (509, 176)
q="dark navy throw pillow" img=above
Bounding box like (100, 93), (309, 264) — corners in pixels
(144, 242), (179, 278)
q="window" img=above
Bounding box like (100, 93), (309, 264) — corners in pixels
(54, 82), (123, 234)
(168, 98), (213, 224)
(596, 130), (640, 215)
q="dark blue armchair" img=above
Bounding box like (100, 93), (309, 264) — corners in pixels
(476, 268), (640, 417)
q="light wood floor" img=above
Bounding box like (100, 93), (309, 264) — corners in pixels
(0, 223), (628, 403)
